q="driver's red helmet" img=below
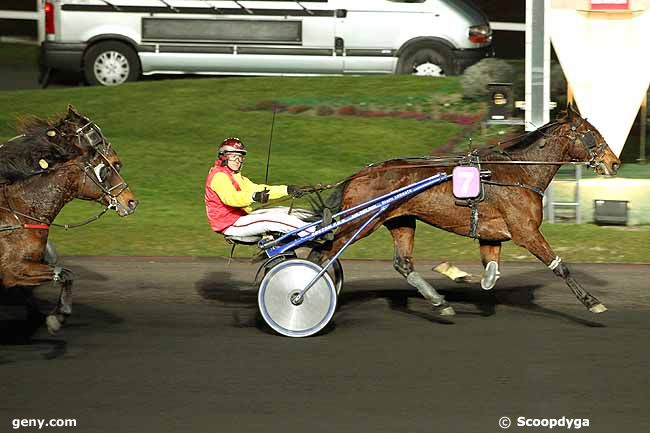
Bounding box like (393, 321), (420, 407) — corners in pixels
(218, 137), (247, 157)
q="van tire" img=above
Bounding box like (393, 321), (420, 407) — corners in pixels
(397, 46), (457, 77)
(84, 41), (140, 86)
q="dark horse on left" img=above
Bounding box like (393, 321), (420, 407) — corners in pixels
(0, 105), (138, 335)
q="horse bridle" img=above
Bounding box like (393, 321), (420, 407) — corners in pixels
(0, 118), (130, 232)
(72, 120), (129, 210)
(567, 123), (609, 172)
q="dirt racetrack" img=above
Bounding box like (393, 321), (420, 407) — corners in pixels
(1, 257), (649, 433)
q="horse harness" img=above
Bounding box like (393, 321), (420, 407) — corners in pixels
(0, 118), (129, 233)
(311, 118), (606, 240)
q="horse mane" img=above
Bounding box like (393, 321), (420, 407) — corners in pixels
(488, 111), (574, 156)
(0, 115), (81, 185)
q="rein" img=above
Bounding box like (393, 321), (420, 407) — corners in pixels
(0, 185), (112, 232)
(295, 117), (607, 196)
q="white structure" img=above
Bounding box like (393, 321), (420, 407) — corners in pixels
(549, 0), (650, 157)
(525, 0), (552, 131)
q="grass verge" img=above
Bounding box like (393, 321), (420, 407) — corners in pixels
(0, 67), (648, 262)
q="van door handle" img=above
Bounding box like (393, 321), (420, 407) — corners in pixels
(336, 9), (347, 18)
(335, 37), (344, 56)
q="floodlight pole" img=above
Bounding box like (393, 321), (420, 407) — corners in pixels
(640, 91), (647, 164)
(525, 0), (551, 131)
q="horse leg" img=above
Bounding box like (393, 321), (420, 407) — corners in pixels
(386, 217), (455, 316)
(3, 262), (74, 333)
(479, 240), (502, 290)
(511, 229), (606, 313)
(49, 267), (74, 332)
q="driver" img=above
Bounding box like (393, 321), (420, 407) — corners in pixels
(205, 137), (314, 238)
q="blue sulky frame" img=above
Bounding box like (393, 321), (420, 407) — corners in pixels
(259, 172), (451, 302)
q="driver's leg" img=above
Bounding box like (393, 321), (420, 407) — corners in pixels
(224, 211), (315, 238)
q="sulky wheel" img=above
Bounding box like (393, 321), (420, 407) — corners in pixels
(258, 259), (336, 338)
(328, 258), (344, 295)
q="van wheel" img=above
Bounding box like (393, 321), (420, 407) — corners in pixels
(84, 41), (140, 86)
(398, 46), (457, 77)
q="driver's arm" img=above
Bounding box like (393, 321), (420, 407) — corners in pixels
(210, 172), (256, 208)
(239, 176), (287, 200)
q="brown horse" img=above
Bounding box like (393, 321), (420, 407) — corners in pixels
(314, 107), (620, 316)
(0, 105), (138, 334)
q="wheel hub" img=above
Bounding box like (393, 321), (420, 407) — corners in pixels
(94, 51), (130, 86)
(413, 62), (444, 77)
(258, 259), (337, 337)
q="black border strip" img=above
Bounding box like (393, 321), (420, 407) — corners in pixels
(346, 49), (396, 57)
(156, 45), (234, 54)
(237, 47), (332, 56)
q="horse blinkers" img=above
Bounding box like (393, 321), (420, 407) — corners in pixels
(582, 130), (597, 150)
(73, 121), (132, 212)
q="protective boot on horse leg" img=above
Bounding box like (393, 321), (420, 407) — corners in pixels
(511, 228), (606, 313)
(479, 240), (501, 290)
(394, 256), (455, 316)
(431, 241), (501, 290)
(386, 218), (455, 316)
(46, 266), (74, 334)
(548, 256), (606, 313)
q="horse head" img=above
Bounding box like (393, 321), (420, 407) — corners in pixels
(53, 105), (138, 216)
(562, 104), (620, 176)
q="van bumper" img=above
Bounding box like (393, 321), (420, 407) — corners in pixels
(454, 45), (494, 72)
(39, 41), (86, 73)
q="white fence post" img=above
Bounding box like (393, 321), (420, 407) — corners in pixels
(36, 0), (44, 43)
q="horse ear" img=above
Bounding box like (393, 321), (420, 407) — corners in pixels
(66, 104), (82, 119)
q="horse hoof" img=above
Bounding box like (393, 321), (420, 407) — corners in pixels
(46, 315), (61, 334)
(589, 303), (607, 314)
(481, 261), (500, 290)
(433, 302), (456, 316)
(439, 306), (456, 316)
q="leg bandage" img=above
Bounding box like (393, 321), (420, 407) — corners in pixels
(548, 256), (562, 271)
(406, 272), (444, 306)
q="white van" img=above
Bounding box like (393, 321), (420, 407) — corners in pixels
(40, 0), (493, 86)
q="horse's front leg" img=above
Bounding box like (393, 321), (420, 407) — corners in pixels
(479, 240), (502, 290)
(49, 266), (74, 332)
(3, 262), (75, 333)
(386, 217), (455, 316)
(510, 228), (606, 313)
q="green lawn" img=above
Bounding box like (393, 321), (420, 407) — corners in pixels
(0, 70), (648, 262)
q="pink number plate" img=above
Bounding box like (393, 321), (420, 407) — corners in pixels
(452, 166), (481, 198)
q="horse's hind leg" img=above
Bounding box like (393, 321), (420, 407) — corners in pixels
(479, 240), (502, 290)
(511, 229), (606, 313)
(385, 217), (455, 316)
